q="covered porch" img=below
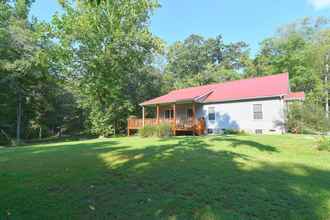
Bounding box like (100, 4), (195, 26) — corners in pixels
(127, 102), (205, 136)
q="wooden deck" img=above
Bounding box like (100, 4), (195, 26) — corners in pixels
(127, 118), (205, 136)
(128, 102), (205, 136)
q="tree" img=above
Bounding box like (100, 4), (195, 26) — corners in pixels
(287, 100), (329, 134)
(0, 0), (43, 144)
(163, 34), (250, 91)
(52, 0), (163, 136)
(0, 0), (83, 145)
(251, 17), (330, 105)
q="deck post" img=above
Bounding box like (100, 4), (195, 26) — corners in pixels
(127, 119), (130, 136)
(156, 104), (160, 125)
(142, 106), (145, 127)
(173, 103), (176, 135)
(192, 102), (196, 135)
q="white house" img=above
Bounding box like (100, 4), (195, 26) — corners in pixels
(127, 72), (305, 135)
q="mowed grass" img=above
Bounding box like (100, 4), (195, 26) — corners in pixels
(1, 135), (330, 219)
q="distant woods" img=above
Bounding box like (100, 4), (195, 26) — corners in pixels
(0, 1), (329, 144)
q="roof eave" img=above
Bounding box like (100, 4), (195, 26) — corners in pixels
(203, 94), (286, 104)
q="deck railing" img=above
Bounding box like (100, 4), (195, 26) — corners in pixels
(127, 117), (205, 135)
(128, 117), (195, 129)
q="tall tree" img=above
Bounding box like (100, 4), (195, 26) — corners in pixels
(251, 17), (330, 103)
(163, 34), (250, 91)
(52, 0), (163, 136)
(0, 0), (42, 144)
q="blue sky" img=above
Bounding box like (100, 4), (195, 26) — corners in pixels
(31, 0), (330, 55)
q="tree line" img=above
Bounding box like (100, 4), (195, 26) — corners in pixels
(1, 0), (329, 145)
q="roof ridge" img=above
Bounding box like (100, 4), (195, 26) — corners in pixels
(170, 72), (289, 93)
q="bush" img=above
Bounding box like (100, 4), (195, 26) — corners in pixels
(317, 136), (330, 152)
(139, 123), (172, 138)
(139, 125), (156, 137)
(223, 129), (247, 135)
(157, 123), (172, 138)
(287, 101), (330, 134)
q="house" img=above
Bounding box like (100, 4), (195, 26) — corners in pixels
(127, 72), (305, 135)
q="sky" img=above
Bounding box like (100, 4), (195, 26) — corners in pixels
(31, 0), (330, 55)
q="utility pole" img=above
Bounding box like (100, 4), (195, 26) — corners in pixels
(326, 53), (329, 118)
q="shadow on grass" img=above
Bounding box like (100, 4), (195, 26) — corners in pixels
(0, 137), (329, 219)
(100, 138), (328, 219)
(211, 136), (279, 152)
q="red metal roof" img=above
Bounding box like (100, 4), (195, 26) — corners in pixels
(284, 92), (305, 101)
(141, 72), (304, 106)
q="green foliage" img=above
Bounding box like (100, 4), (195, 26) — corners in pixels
(0, 1), (84, 144)
(250, 17), (329, 103)
(286, 100), (330, 134)
(317, 136), (330, 151)
(52, 0), (163, 136)
(139, 125), (156, 137)
(89, 108), (114, 137)
(139, 123), (172, 138)
(163, 34), (248, 91)
(157, 123), (172, 137)
(223, 129), (248, 135)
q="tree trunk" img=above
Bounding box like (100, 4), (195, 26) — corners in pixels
(16, 89), (22, 145)
(325, 62), (329, 118)
(39, 126), (42, 140)
(325, 54), (329, 118)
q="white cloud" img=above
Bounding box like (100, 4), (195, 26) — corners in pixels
(308, 0), (330, 10)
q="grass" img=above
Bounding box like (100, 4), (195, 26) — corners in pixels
(1, 135), (330, 219)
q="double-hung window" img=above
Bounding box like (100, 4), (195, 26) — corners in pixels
(253, 104), (263, 120)
(208, 107), (215, 121)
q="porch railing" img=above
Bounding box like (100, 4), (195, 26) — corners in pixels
(127, 117), (194, 129)
(127, 117), (205, 135)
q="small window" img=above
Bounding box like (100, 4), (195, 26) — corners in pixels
(164, 109), (173, 119)
(255, 129), (263, 134)
(208, 107), (215, 121)
(253, 104), (263, 120)
(187, 109), (193, 118)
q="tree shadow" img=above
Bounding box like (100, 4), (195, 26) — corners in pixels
(1, 137), (330, 219)
(210, 136), (279, 152)
(93, 137), (328, 219)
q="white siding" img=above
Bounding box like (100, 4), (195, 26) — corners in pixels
(202, 98), (285, 134)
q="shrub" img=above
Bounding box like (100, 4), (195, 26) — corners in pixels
(139, 125), (156, 137)
(157, 123), (172, 138)
(139, 123), (172, 138)
(317, 136), (330, 152)
(286, 101), (330, 134)
(223, 129), (247, 135)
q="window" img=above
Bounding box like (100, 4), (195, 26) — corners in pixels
(187, 109), (193, 118)
(164, 109), (174, 119)
(253, 104), (263, 120)
(208, 107), (215, 121)
(255, 129), (263, 134)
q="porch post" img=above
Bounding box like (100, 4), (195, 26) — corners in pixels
(192, 102), (196, 134)
(173, 103), (176, 135)
(142, 106), (145, 127)
(156, 104), (160, 124)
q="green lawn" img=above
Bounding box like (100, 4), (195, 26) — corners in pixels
(1, 135), (330, 219)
